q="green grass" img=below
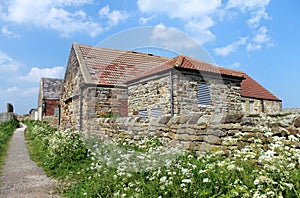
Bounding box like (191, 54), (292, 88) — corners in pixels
(0, 119), (19, 176)
(24, 120), (300, 197)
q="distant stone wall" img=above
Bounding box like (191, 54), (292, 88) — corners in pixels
(282, 108), (300, 113)
(0, 112), (15, 122)
(83, 112), (300, 152)
(242, 97), (282, 114)
(128, 71), (242, 117)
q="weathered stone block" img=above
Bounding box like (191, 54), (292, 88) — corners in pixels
(294, 116), (300, 128)
(203, 135), (221, 145)
(222, 113), (243, 123)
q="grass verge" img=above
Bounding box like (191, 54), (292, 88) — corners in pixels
(0, 119), (19, 177)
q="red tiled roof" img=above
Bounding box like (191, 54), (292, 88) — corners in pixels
(241, 73), (281, 101)
(73, 44), (280, 101)
(74, 43), (169, 86)
(127, 55), (280, 101)
(127, 55), (244, 83)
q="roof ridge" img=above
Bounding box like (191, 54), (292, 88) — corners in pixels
(76, 43), (168, 59)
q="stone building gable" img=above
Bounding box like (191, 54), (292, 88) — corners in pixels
(38, 78), (63, 121)
(74, 43), (169, 86)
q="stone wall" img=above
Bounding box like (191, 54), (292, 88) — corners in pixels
(60, 46), (84, 129)
(128, 75), (171, 116)
(0, 112), (15, 122)
(282, 108), (300, 113)
(82, 86), (128, 120)
(242, 97), (282, 114)
(83, 112), (300, 152)
(43, 116), (59, 128)
(128, 70), (243, 117)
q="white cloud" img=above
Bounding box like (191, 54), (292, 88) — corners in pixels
(20, 87), (39, 97)
(214, 37), (248, 56)
(137, 0), (221, 19)
(228, 62), (241, 69)
(137, 0), (221, 45)
(0, 86), (38, 97)
(99, 5), (129, 27)
(19, 66), (65, 82)
(247, 26), (273, 51)
(1, 26), (20, 38)
(247, 8), (270, 29)
(226, 0), (270, 11)
(1, 0), (103, 37)
(184, 16), (215, 44)
(0, 51), (20, 76)
(150, 23), (198, 51)
(227, 0), (271, 29)
(139, 16), (155, 25)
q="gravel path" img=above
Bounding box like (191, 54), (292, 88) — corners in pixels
(0, 124), (60, 198)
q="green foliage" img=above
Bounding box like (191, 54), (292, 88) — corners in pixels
(0, 119), (19, 175)
(24, 120), (90, 180)
(25, 121), (300, 197)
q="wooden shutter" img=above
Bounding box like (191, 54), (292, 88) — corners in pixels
(197, 83), (211, 105)
(151, 108), (163, 117)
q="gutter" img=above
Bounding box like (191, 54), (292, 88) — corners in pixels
(170, 70), (174, 117)
(79, 83), (84, 133)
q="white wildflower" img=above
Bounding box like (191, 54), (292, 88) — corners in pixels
(254, 179), (260, 185)
(182, 179), (192, 183)
(203, 178), (210, 183)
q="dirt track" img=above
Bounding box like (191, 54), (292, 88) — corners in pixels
(0, 124), (60, 198)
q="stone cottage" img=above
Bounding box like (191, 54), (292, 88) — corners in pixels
(60, 43), (281, 130)
(127, 55), (282, 117)
(38, 78), (63, 125)
(60, 43), (169, 130)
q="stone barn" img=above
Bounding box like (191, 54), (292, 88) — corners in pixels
(127, 55), (245, 117)
(127, 55), (281, 117)
(38, 78), (63, 125)
(60, 43), (168, 130)
(241, 74), (282, 113)
(60, 43), (281, 131)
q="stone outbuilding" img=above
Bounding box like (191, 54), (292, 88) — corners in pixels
(127, 55), (281, 117)
(241, 73), (282, 113)
(38, 78), (63, 125)
(127, 55), (245, 117)
(60, 43), (282, 130)
(60, 43), (169, 130)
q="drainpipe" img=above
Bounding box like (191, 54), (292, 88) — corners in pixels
(261, 99), (265, 113)
(170, 70), (174, 117)
(79, 83), (84, 133)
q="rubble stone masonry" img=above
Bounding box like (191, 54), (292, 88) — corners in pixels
(128, 71), (243, 117)
(84, 112), (300, 153)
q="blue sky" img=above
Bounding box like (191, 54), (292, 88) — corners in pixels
(0, 0), (299, 114)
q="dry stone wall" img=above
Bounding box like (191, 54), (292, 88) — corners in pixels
(83, 112), (300, 153)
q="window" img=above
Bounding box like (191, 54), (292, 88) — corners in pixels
(197, 83), (211, 105)
(138, 109), (148, 117)
(151, 108), (163, 117)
